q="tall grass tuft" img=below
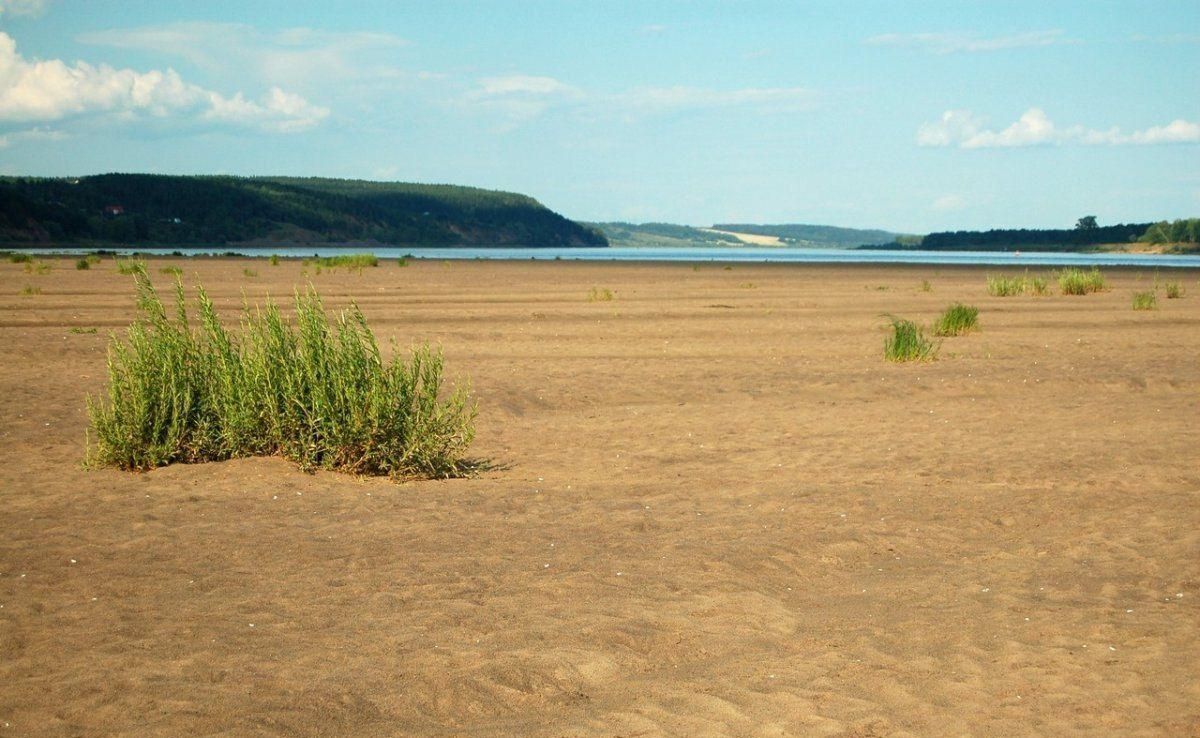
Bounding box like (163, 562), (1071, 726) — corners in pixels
(76, 258), (92, 270)
(269, 254), (281, 266)
(1057, 267), (1106, 295)
(7, 252), (33, 263)
(1132, 291), (1157, 310)
(934, 303), (980, 336)
(883, 316), (937, 362)
(987, 272), (1048, 297)
(303, 254), (378, 270)
(116, 259), (145, 276)
(588, 287), (614, 302)
(24, 261), (51, 275)
(1164, 281), (1183, 299)
(86, 267), (476, 479)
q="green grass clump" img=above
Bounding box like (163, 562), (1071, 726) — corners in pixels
(69, 327), (98, 334)
(1132, 291), (1157, 310)
(883, 316), (937, 362)
(160, 266), (183, 277)
(269, 254), (280, 266)
(920, 279), (932, 292)
(588, 287), (614, 302)
(303, 253), (379, 270)
(85, 267), (476, 479)
(19, 285), (41, 296)
(934, 303), (980, 336)
(1164, 281), (1183, 299)
(116, 259), (145, 276)
(1057, 267), (1106, 295)
(8, 252), (33, 263)
(987, 272), (1048, 297)
(396, 257), (409, 267)
(76, 258), (92, 270)
(243, 268), (258, 278)
(24, 261), (51, 275)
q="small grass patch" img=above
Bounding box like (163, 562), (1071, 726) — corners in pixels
(69, 327), (98, 334)
(303, 254), (379, 270)
(243, 268), (258, 278)
(24, 261), (51, 275)
(76, 258), (92, 270)
(987, 272), (1049, 297)
(7, 252), (33, 263)
(268, 254), (280, 266)
(1132, 291), (1157, 310)
(1057, 267), (1106, 295)
(920, 279), (932, 292)
(160, 266), (183, 277)
(933, 303), (980, 336)
(1164, 281), (1183, 299)
(883, 316), (937, 362)
(396, 257), (409, 267)
(588, 287), (614, 302)
(19, 285), (41, 296)
(85, 267), (476, 479)
(116, 259), (145, 276)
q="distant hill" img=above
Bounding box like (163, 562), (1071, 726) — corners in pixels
(710, 223), (905, 248)
(588, 222), (742, 248)
(865, 222), (1154, 252)
(0, 174), (607, 248)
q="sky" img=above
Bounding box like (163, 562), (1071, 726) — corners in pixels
(0, 0), (1197, 233)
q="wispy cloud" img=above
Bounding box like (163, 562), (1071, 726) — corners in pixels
(867, 30), (1077, 54)
(0, 31), (327, 132)
(0, 0), (49, 17)
(0, 125), (66, 148)
(1131, 32), (1200, 45)
(616, 85), (817, 115)
(932, 194), (966, 211)
(78, 22), (411, 92)
(918, 108), (1200, 148)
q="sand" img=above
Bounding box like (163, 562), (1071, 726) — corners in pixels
(700, 229), (785, 247)
(1, 256), (1198, 737)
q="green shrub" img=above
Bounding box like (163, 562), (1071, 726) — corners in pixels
(1164, 281), (1183, 299)
(243, 268), (258, 278)
(85, 268), (476, 479)
(76, 258), (92, 270)
(8, 252), (32, 263)
(269, 254), (280, 266)
(1057, 267), (1106, 295)
(934, 303), (979, 336)
(396, 257), (409, 267)
(1132, 291), (1157, 310)
(588, 287), (614, 302)
(883, 316), (936, 362)
(24, 261), (51, 275)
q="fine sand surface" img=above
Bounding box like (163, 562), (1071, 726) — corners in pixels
(2, 256), (1199, 737)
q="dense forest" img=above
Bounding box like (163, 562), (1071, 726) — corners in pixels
(0, 174), (607, 248)
(711, 223), (905, 248)
(863, 219), (1156, 251)
(1138, 218), (1200, 246)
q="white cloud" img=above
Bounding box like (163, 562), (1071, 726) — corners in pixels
(475, 75), (580, 97)
(0, 125), (65, 148)
(78, 22), (410, 92)
(932, 194), (965, 211)
(918, 107), (1200, 149)
(0, 0), (49, 17)
(1131, 33), (1200, 45)
(0, 31), (327, 132)
(867, 30), (1076, 54)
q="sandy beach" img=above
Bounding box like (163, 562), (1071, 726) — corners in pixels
(1, 256), (1198, 737)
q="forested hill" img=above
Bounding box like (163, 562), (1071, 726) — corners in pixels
(867, 222), (1153, 251)
(0, 174), (608, 248)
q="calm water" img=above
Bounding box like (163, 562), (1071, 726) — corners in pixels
(22, 245), (1200, 268)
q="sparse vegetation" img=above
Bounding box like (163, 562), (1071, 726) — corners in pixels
(1132, 291), (1157, 310)
(76, 258), (92, 270)
(24, 261), (51, 275)
(883, 316), (936, 362)
(396, 257), (409, 267)
(588, 287), (614, 302)
(160, 266), (183, 277)
(303, 254), (379, 271)
(920, 279), (932, 292)
(85, 267), (476, 479)
(268, 254), (280, 266)
(69, 327), (98, 334)
(243, 268), (258, 278)
(7, 252), (33, 263)
(1057, 267), (1106, 295)
(987, 272), (1049, 297)
(20, 285), (41, 295)
(1164, 282), (1183, 299)
(934, 303), (980, 336)
(116, 259), (145, 276)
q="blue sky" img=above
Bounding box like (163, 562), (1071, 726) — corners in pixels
(0, 0), (1197, 232)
